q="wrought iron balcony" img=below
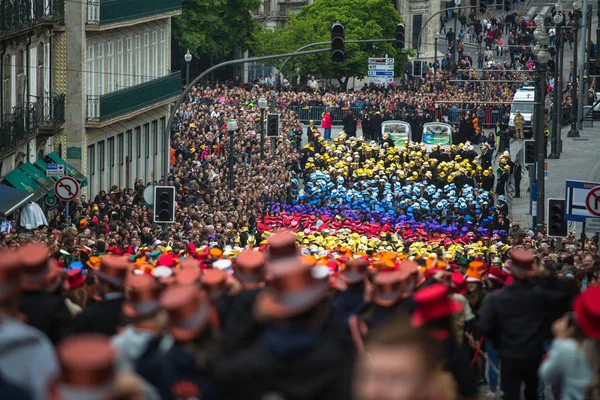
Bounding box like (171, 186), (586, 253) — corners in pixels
(87, 71), (181, 122)
(86, 0), (181, 25)
(0, 0), (63, 39)
(0, 104), (38, 158)
(38, 94), (66, 134)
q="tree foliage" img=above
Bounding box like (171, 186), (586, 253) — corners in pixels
(251, 0), (408, 88)
(174, 0), (262, 59)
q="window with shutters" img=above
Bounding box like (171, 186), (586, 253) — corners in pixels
(97, 44), (104, 95)
(117, 39), (123, 89)
(2, 55), (11, 115)
(107, 41), (114, 93)
(412, 14), (423, 50)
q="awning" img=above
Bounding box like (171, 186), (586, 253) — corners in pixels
(2, 167), (49, 202)
(44, 152), (88, 187)
(0, 184), (33, 216)
(19, 162), (55, 193)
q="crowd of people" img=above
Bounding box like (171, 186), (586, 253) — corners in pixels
(1, 5), (600, 398)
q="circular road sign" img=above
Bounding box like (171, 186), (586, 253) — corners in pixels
(54, 176), (80, 202)
(585, 186), (600, 217)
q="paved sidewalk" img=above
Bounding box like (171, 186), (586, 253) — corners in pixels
(509, 124), (600, 232)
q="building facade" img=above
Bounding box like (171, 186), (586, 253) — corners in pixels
(58, 0), (181, 198)
(0, 0), (65, 178)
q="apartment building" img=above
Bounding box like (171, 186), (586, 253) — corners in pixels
(0, 0), (66, 201)
(58, 0), (182, 198)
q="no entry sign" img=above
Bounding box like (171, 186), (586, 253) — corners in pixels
(586, 186), (600, 217)
(54, 177), (80, 202)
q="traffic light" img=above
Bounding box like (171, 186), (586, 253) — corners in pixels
(504, 0), (511, 11)
(548, 199), (568, 237)
(412, 60), (423, 77)
(524, 140), (535, 165)
(395, 23), (405, 50)
(153, 186), (176, 223)
(266, 113), (280, 137)
(480, 1), (487, 14)
(331, 23), (345, 62)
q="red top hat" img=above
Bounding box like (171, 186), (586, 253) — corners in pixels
(450, 272), (467, 295)
(157, 254), (176, 268)
(509, 249), (536, 277)
(340, 259), (369, 285)
(55, 334), (115, 390)
(0, 250), (22, 303)
(234, 251), (266, 290)
(176, 267), (202, 286)
(160, 285), (212, 341)
(19, 243), (52, 292)
(487, 266), (509, 285)
(411, 283), (462, 327)
(256, 259), (329, 319)
(123, 274), (162, 319)
(267, 230), (298, 261)
(66, 269), (86, 290)
(97, 256), (129, 289)
(574, 286), (600, 340)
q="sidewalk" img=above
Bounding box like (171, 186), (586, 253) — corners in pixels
(509, 124), (600, 232)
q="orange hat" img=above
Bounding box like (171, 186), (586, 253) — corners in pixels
(468, 260), (485, 274)
(19, 243), (52, 291)
(201, 269), (228, 301)
(79, 219), (88, 229)
(97, 255), (129, 289)
(256, 259), (329, 319)
(123, 274), (162, 319)
(466, 269), (482, 282)
(160, 285), (212, 341)
(86, 256), (101, 270)
(234, 251), (266, 290)
(266, 230), (298, 262)
(209, 248), (223, 260)
(176, 267), (202, 286)
(52, 334), (115, 397)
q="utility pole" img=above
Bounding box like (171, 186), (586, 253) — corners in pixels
(453, 0), (461, 64)
(568, 18), (580, 137)
(596, 0), (600, 90)
(536, 61), (548, 228)
(550, 14), (563, 159)
(577, 0), (588, 130)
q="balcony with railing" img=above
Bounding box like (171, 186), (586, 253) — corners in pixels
(0, 0), (63, 39)
(0, 104), (38, 159)
(86, 0), (181, 25)
(87, 71), (181, 123)
(38, 94), (66, 134)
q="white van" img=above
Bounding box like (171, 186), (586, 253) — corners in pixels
(508, 86), (535, 135)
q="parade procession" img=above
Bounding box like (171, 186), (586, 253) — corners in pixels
(0, 0), (600, 399)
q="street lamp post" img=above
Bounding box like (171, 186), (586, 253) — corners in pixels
(534, 16), (550, 228)
(568, 1), (582, 137)
(227, 119), (237, 191)
(549, 5), (564, 159)
(258, 97), (268, 160)
(184, 50), (192, 87)
(453, 0), (461, 64)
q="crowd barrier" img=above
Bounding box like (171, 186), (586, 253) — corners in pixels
(288, 105), (507, 129)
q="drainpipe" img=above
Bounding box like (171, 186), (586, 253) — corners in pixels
(26, 35), (32, 109)
(0, 43), (5, 124)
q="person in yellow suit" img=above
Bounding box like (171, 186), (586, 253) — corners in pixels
(514, 110), (525, 139)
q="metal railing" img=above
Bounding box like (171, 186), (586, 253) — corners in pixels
(87, 95), (100, 121)
(0, 104), (38, 158)
(0, 0), (62, 37)
(86, 0), (181, 25)
(38, 93), (66, 128)
(287, 105), (507, 128)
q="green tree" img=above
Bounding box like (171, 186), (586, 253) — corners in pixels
(174, 0), (262, 59)
(251, 0), (408, 89)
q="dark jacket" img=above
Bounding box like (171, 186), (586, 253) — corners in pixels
(370, 113), (383, 140)
(137, 339), (221, 400)
(342, 114), (357, 136)
(477, 279), (569, 360)
(73, 295), (125, 336)
(19, 291), (73, 344)
(214, 316), (355, 400)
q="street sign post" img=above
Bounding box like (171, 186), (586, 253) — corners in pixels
(55, 176), (80, 227)
(46, 163), (65, 178)
(368, 55), (395, 87)
(565, 180), (600, 221)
